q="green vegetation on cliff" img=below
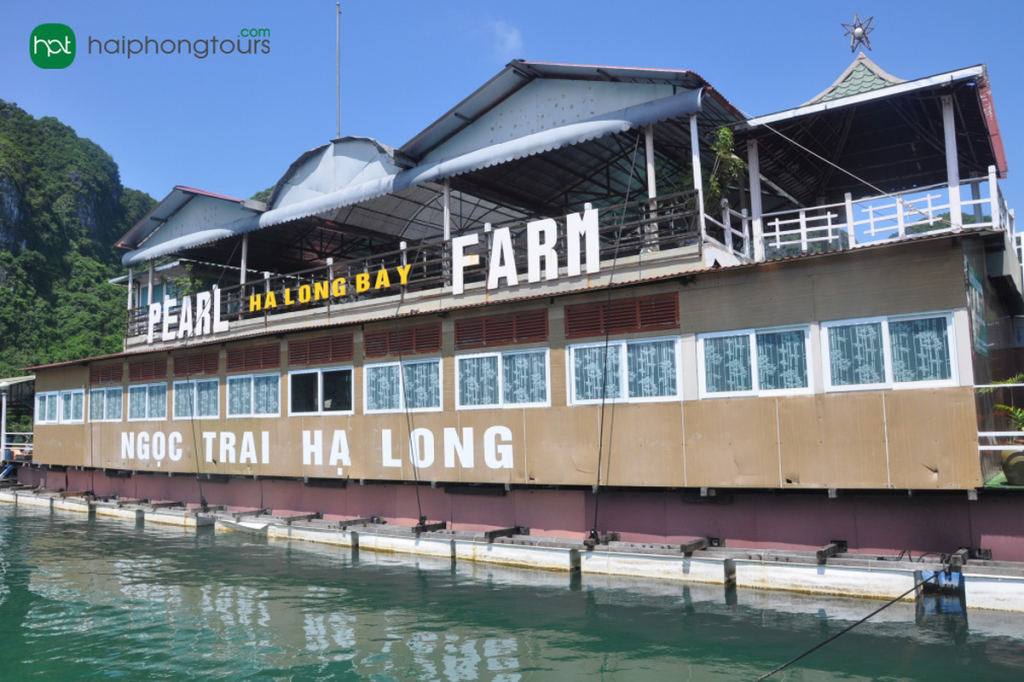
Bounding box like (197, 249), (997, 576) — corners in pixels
(0, 99), (156, 377)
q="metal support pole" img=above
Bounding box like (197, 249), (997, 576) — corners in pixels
(942, 95), (962, 230)
(746, 139), (765, 261)
(443, 178), (452, 285)
(989, 165), (1002, 230)
(147, 261), (154, 308)
(690, 115), (706, 244)
(643, 123), (659, 253)
(240, 233), (249, 287)
(127, 267), (133, 311)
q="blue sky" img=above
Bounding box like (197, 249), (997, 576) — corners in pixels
(2, 1), (1022, 208)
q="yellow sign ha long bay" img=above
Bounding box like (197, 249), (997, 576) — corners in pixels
(247, 264), (413, 313)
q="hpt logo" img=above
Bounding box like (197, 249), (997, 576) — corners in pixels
(30, 24), (76, 69)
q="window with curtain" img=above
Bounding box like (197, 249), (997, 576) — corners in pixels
(230, 374), (281, 417)
(569, 338), (678, 405)
(128, 383), (166, 421)
(104, 387), (123, 421)
(288, 369), (350, 415)
(365, 360), (441, 413)
(824, 314), (953, 390)
(173, 379), (218, 419)
(700, 327), (810, 397)
(457, 350), (548, 409)
(59, 390), (84, 423)
(36, 393), (60, 424)
(89, 389), (104, 421)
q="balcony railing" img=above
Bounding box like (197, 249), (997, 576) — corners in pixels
(709, 166), (1010, 263)
(127, 190), (703, 339)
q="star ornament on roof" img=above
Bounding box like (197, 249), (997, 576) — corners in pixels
(842, 13), (875, 52)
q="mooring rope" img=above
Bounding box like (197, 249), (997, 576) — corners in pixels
(753, 568), (945, 681)
(590, 131), (644, 540)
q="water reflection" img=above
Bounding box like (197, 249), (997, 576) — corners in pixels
(2, 503), (1024, 681)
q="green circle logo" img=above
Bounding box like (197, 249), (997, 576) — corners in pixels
(30, 24), (76, 69)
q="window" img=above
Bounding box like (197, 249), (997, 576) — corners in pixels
(229, 374), (281, 417)
(127, 383), (167, 421)
(457, 349), (549, 409)
(90, 364), (123, 385)
(35, 392), (60, 424)
(173, 379), (219, 419)
(288, 368), (352, 416)
(565, 294), (678, 339)
(60, 390), (85, 423)
(88, 387), (123, 422)
(173, 352), (219, 377)
(364, 359), (441, 413)
(568, 337), (680, 405)
(227, 344), (280, 372)
(289, 335), (354, 365)
(822, 314), (955, 391)
(454, 310), (548, 350)
(698, 327), (812, 398)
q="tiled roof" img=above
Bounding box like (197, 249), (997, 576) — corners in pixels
(807, 53), (905, 105)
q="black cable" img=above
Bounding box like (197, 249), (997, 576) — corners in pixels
(590, 133), (644, 540)
(753, 570), (942, 681)
(392, 260), (425, 526)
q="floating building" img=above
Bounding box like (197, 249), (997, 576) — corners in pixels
(22, 55), (1024, 561)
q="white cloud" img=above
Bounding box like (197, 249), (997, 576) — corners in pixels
(489, 21), (523, 63)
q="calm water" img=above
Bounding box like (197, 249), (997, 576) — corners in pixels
(3, 505), (1024, 681)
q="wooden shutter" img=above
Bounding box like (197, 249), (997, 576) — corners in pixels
(226, 344), (280, 372)
(128, 358), (168, 382)
(454, 310), (548, 349)
(288, 335), (355, 366)
(89, 364), (124, 385)
(364, 323), (442, 358)
(565, 294), (678, 339)
(173, 352), (220, 377)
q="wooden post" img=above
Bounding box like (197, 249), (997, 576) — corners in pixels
(988, 165), (1001, 230)
(746, 139), (764, 261)
(942, 95), (962, 230)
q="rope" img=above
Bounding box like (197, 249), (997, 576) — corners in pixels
(753, 569), (943, 681)
(590, 132), (644, 539)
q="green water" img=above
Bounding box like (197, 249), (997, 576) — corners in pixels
(2, 505), (1024, 681)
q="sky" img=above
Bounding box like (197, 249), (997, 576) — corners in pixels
(2, 1), (1022, 209)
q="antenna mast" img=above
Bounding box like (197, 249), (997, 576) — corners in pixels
(336, 2), (341, 138)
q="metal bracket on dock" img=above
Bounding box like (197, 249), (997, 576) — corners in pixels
(583, 532), (621, 549)
(280, 512), (322, 525)
(337, 516), (384, 529)
(816, 541), (848, 564)
(148, 501), (184, 509)
(483, 526), (528, 542)
(412, 521), (447, 534)
(949, 548), (970, 572)
(680, 537), (710, 556)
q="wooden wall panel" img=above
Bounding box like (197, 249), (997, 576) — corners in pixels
(604, 402), (685, 487)
(777, 394), (889, 488)
(884, 387), (982, 489)
(683, 397), (779, 487)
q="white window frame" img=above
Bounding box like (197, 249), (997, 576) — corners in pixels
(35, 391), (61, 424)
(127, 382), (167, 422)
(697, 326), (814, 399)
(172, 378), (220, 420)
(59, 389), (86, 424)
(455, 348), (551, 410)
(227, 372), (282, 418)
(363, 358), (443, 414)
(89, 387), (124, 423)
(287, 367), (353, 417)
(567, 336), (682, 406)
(821, 312), (957, 392)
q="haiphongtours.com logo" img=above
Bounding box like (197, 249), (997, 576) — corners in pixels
(30, 24), (270, 67)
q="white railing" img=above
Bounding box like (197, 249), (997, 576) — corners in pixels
(749, 165), (1007, 261)
(703, 206), (752, 261)
(2, 432), (32, 461)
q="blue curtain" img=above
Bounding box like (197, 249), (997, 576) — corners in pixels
(704, 335), (752, 393)
(757, 331), (808, 390)
(890, 317), (951, 383)
(228, 377), (251, 416)
(503, 351), (547, 405)
(459, 356), (500, 407)
(627, 340), (676, 398)
(366, 365), (401, 412)
(403, 362), (441, 410)
(828, 322), (885, 386)
(253, 375), (279, 415)
(573, 346), (621, 401)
